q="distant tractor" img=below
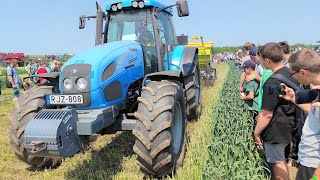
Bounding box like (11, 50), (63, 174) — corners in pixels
(0, 53), (28, 67)
(9, 0), (201, 177)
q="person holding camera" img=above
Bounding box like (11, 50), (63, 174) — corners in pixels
(254, 42), (300, 180)
(280, 49), (320, 180)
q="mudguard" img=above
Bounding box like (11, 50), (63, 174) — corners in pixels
(145, 70), (182, 82)
(31, 72), (60, 84)
(171, 46), (198, 76)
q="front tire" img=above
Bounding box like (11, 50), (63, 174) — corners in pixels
(133, 80), (187, 177)
(9, 85), (61, 168)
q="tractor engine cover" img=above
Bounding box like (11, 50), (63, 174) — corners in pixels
(24, 109), (81, 158)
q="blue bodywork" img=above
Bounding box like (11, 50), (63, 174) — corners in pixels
(106, 0), (172, 13)
(60, 41), (144, 110)
(170, 46), (185, 70)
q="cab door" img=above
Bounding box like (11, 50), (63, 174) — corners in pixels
(156, 11), (177, 71)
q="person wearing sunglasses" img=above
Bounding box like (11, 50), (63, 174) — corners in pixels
(280, 49), (320, 180)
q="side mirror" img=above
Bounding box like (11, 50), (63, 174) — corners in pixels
(176, 0), (189, 17)
(79, 16), (86, 29)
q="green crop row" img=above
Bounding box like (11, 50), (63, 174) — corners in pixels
(202, 62), (269, 179)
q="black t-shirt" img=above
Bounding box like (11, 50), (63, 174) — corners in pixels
(262, 67), (299, 111)
(261, 66), (300, 143)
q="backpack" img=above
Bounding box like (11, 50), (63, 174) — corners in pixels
(269, 73), (307, 139)
(268, 73), (307, 158)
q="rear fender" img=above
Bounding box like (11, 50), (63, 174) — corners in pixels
(144, 70), (182, 84)
(30, 72), (60, 92)
(31, 72), (60, 84)
(171, 46), (198, 76)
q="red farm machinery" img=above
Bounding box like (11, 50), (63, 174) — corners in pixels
(0, 53), (29, 67)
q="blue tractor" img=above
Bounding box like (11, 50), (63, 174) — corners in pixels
(9, 0), (201, 176)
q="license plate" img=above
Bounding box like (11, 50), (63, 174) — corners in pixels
(46, 95), (83, 105)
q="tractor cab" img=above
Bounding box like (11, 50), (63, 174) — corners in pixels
(80, 0), (189, 74)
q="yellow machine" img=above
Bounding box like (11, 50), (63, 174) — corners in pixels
(187, 36), (216, 85)
(187, 36), (214, 69)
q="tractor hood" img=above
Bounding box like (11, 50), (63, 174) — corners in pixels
(60, 40), (144, 94)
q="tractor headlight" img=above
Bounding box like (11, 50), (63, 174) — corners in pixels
(63, 78), (73, 90)
(111, 4), (118, 11)
(138, 1), (145, 8)
(132, 1), (138, 8)
(76, 78), (88, 90)
(117, 3), (122, 10)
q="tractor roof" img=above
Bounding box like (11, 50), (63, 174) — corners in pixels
(106, 0), (171, 13)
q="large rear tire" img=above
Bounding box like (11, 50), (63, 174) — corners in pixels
(133, 80), (187, 177)
(184, 61), (201, 120)
(9, 85), (61, 168)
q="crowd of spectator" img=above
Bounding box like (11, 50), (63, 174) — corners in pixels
(238, 41), (320, 180)
(0, 59), (63, 98)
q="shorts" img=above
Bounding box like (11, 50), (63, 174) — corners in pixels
(264, 143), (289, 163)
(296, 164), (316, 180)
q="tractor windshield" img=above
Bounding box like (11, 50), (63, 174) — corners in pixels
(107, 9), (155, 44)
(107, 8), (158, 74)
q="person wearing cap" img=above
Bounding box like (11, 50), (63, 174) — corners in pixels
(240, 60), (259, 116)
(249, 48), (264, 77)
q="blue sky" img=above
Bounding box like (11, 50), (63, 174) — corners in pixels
(0, 0), (319, 55)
